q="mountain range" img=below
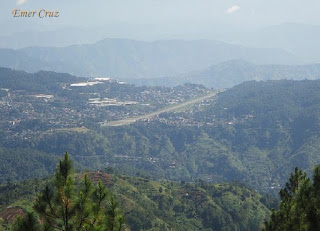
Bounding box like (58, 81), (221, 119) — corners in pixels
(128, 60), (320, 88)
(0, 38), (299, 79)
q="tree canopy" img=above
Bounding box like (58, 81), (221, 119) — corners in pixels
(264, 166), (320, 231)
(12, 152), (125, 231)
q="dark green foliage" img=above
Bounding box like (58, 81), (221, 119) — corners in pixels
(0, 68), (81, 93)
(5, 78), (320, 196)
(1, 173), (271, 231)
(12, 212), (40, 231)
(0, 146), (59, 183)
(115, 178), (270, 231)
(263, 166), (320, 231)
(106, 197), (125, 231)
(11, 152), (125, 231)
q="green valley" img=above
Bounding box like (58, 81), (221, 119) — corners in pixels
(2, 68), (320, 230)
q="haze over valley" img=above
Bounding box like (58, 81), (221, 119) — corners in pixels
(1, 0), (320, 230)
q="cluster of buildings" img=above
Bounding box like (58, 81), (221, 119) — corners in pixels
(0, 80), (210, 141)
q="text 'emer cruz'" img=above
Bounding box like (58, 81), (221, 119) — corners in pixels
(12, 9), (59, 18)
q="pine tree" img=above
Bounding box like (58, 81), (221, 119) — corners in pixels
(12, 212), (40, 231)
(263, 166), (320, 231)
(106, 197), (125, 231)
(13, 152), (125, 231)
(0, 218), (4, 231)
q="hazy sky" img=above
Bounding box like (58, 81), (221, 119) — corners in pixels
(1, 0), (320, 35)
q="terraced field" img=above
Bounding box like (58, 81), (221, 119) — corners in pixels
(0, 207), (24, 222)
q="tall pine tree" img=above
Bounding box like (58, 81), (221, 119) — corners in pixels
(263, 166), (320, 231)
(13, 152), (125, 231)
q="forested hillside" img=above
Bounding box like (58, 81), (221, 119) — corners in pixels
(2, 1), (319, 230)
(0, 68), (83, 92)
(0, 162), (271, 231)
(2, 68), (320, 196)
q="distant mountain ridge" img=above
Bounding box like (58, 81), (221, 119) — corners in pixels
(236, 23), (320, 63)
(1, 23), (320, 63)
(0, 38), (299, 79)
(127, 60), (320, 88)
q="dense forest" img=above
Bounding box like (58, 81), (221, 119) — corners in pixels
(0, 154), (272, 231)
(3, 155), (320, 230)
(264, 166), (320, 231)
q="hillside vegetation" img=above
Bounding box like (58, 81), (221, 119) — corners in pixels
(2, 68), (320, 195)
(0, 164), (271, 231)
